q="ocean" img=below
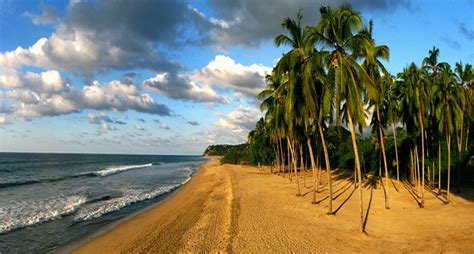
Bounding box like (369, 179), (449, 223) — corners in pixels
(0, 152), (207, 253)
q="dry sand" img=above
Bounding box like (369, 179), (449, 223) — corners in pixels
(73, 160), (474, 253)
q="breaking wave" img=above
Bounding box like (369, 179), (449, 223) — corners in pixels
(0, 195), (87, 234)
(74, 185), (179, 221)
(93, 163), (153, 177)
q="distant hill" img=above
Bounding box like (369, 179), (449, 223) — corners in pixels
(203, 144), (246, 156)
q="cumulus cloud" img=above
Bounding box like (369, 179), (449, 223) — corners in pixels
(0, 70), (171, 121)
(0, 116), (11, 125)
(201, 0), (418, 47)
(160, 123), (170, 130)
(0, 0), (202, 76)
(24, 3), (61, 25)
(142, 72), (228, 103)
(191, 55), (271, 97)
(87, 112), (113, 124)
(134, 124), (145, 130)
(210, 105), (262, 144)
(101, 123), (117, 131)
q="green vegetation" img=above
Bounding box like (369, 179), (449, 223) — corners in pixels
(202, 144), (245, 156)
(207, 4), (473, 233)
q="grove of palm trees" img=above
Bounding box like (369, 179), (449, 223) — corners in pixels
(238, 5), (474, 233)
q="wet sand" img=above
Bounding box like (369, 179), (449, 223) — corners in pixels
(74, 160), (474, 253)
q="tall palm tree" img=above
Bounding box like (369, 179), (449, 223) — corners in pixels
(274, 9), (309, 196)
(384, 75), (400, 187)
(435, 65), (464, 203)
(361, 20), (391, 209)
(397, 63), (429, 206)
(310, 5), (372, 232)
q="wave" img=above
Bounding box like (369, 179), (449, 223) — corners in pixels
(0, 195), (87, 234)
(74, 184), (179, 221)
(0, 172), (95, 189)
(93, 163), (153, 177)
(0, 163), (155, 189)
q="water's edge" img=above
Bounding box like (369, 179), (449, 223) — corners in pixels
(52, 158), (212, 254)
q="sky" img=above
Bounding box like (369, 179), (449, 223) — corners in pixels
(0, 0), (473, 155)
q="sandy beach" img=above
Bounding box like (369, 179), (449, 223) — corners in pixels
(73, 160), (474, 253)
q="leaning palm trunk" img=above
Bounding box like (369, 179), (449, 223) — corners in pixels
(392, 122), (400, 188)
(279, 138), (285, 173)
(287, 138), (292, 181)
(419, 112), (425, 208)
(415, 145), (420, 194)
(465, 125), (469, 152)
(318, 124), (332, 214)
(307, 139), (317, 203)
(446, 132), (452, 203)
(376, 108), (390, 208)
(347, 111), (364, 232)
(299, 144), (306, 188)
(288, 138), (301, 196)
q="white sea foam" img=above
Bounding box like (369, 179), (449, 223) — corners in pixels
(93, 163), (153, 177)
(74, 185), (179, 221)
(0, 195), (86, 234)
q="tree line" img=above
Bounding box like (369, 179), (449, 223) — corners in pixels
(222, 5), (473, 233)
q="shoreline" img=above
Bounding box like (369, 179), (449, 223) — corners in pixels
(54, 158), (213, 254)
(71, 161), (474, 253)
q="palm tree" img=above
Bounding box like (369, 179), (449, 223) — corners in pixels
(361, 20), (391, 209)
(435, 65), (464, 203)
(310, 5), (372, 232)
(384, 75), (400, 187)
(274, 9), (309, 196)
(454, 62), (472, 189)
(397, 63), (429, 206)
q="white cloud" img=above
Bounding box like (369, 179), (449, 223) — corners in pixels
(102, 123), (117, 131)
(0, 116), (10, 125)
(191, 55), (271, 97)
(24, 3), (60, 26)
(0, 70), (171, 122)
(210, 105), (262, 144)
(134, 124), (145, 131)
(142, 72), (228, 103)
(159, 123), (170, 130)
(87, 112), (113, 124)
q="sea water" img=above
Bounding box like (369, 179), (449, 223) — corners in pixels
(0, 152), (207, 253)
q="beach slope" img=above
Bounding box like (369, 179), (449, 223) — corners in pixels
(74, 160), (474, 253)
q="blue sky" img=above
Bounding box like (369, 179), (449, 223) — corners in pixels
(0, 0), (473, 155)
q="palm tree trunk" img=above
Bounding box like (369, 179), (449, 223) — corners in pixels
(419, 112), (425, 208)
(275, 139), (281, 173)
(289, 138), (301, 196)
(318, 124), (332, 214)
(456, 130), (463, 193)
(447, 133), (451, 203)
(392, 122), (400, 188)
(279, 138), (285, 173)
(465, 125), (469, 152)
(299, 144), (306, 188)
(410, 149), (414, 184)
(347, 111), (364, 233)
(287, 138), (292, 181)
(376, 108), (390, 208)
(432, 161), (435, 189)
(438, 141), (442, 194)
(415, 144), (421, 194)
(307, 139), (317, 203)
